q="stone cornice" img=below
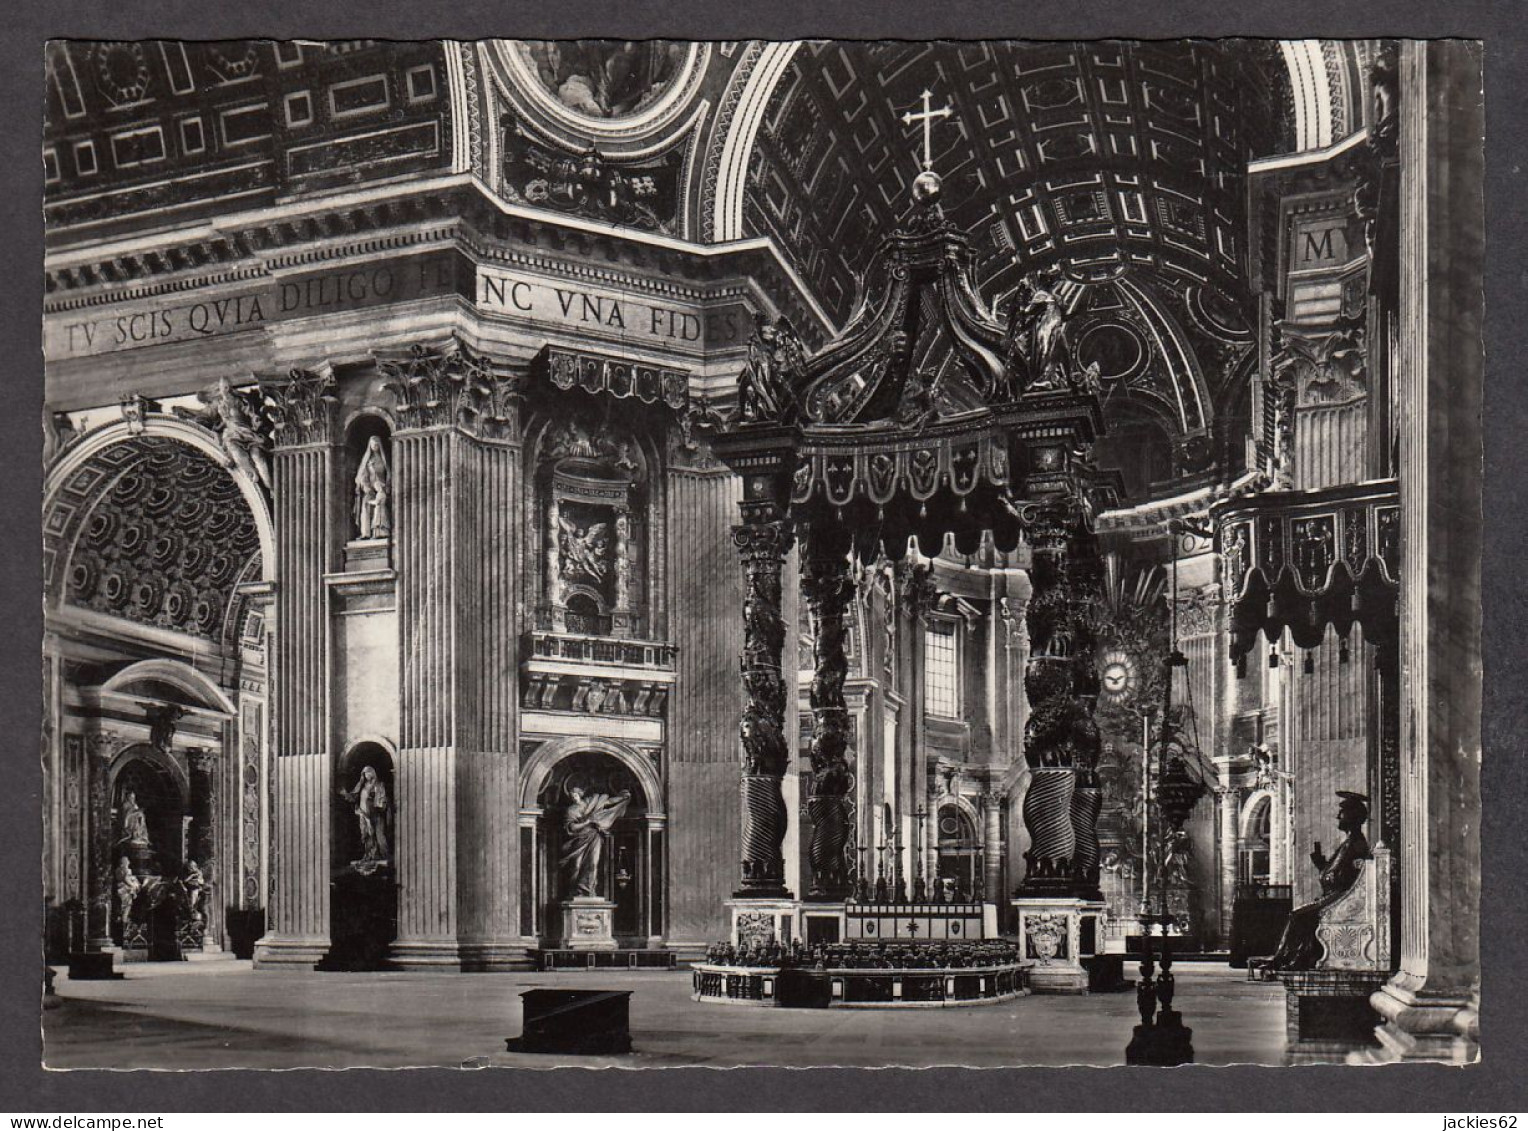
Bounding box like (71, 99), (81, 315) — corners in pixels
(43, 176), (835, 345)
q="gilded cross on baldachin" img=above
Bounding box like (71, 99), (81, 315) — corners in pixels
(901, 88), (954, 171)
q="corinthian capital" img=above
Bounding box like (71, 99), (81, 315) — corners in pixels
(263, 367), (339, 448)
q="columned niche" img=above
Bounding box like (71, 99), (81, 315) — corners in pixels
(707, 164), (1121, 989)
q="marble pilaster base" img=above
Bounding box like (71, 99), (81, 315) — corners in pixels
(460, 940), (537, 972)
(388, 939), (468, 969)
(561, 898), (618, 951)
(1012, 896), (1105, 994)
(1347, 980), (1481, 1064)
(726, 898), (801, 948)
(252, 935), (331, 969)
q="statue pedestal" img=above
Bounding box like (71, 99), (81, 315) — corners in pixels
(1012, 896), (1105, 994)
(560, 897), (618, 951)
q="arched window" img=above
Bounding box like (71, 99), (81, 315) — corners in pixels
(935, 804), (981, 900)
(1240, 796), (1272, 885)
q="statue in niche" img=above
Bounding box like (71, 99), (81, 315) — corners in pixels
(559, 781), (632, 899)
(1253, 791), (1371, 972)
(117, 790), (151, 848)
(558, 514), (613, 586)
(352, 436), (393, 540)
(114, 856), (141, 926)
(173, 376), (272, 492)
(339, 765), (391, 874)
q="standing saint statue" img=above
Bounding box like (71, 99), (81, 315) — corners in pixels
(177, 859), (207, 921)
(117, 790), (151, 848)
(559, 782), (632, 899)
(352, 436), (392, 540)
(114, 856), (141, 928)
(339, 765), (390, 872)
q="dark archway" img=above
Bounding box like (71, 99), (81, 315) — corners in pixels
(109, 749), (187, 959)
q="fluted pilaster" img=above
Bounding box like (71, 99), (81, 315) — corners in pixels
(1363, 40), (1482, 1064)
(387, 343), (527, 970)
(257, 422), (339, 966)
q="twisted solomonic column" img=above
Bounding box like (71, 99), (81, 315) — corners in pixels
(1016, 504), (1104, 897)
(802, 534), (853, 900)
(733, 518), (795, 897)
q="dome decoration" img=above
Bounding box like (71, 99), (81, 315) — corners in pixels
(490, 39), (711, 148)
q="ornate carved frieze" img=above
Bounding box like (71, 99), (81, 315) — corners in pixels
(1215, 480), (1399, 665)
(536, 345), (689, 412)
(521, 632), (676, 719)
(522, 672), (670, 718)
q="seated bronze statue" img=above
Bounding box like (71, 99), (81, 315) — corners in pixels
(1253, 790), (1371, 972)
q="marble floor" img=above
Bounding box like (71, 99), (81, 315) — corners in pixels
(42, 958), (1337, 1070)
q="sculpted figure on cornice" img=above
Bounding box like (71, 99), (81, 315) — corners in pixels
(736, 314), (805, 425)
(173, 377), (273, 492)
(1003, 267), (1076, 393)
(1368, 45), (1400, 151)
(43, 410), (80, 467)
